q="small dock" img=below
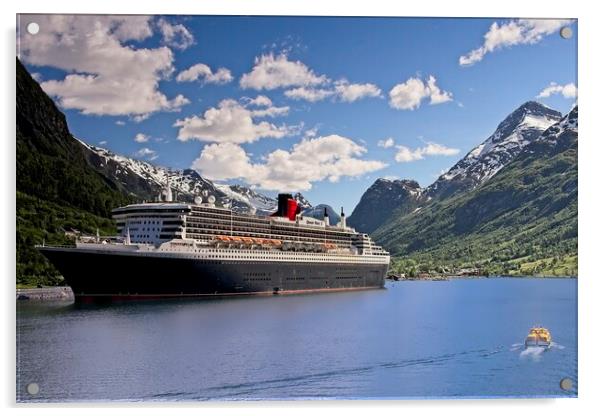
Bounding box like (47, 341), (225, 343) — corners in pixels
(16, 287), (74, 301)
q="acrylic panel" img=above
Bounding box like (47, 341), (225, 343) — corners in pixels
(16, 14), (578, 401)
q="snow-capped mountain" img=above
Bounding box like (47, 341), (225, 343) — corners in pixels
(214, 184), (278, 214)
(426, 101), (562, 199)
(302, 204), (341, 225)
(294, 192), (312, 209)
(79, 141), (282, 215)
(531, 105), (577, 152)
(348, 101), (568, 235)
(372, 103), (578, 258)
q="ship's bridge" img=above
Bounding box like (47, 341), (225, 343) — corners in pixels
(112, 203), (191, 245)
(351, 233), (388, 256)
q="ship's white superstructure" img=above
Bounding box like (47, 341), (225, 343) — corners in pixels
(109, 194), (389, 265)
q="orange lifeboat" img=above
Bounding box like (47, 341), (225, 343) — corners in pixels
(525, 327), (552, 348)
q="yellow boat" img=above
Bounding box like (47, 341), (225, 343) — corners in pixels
(525, 326), (552, 348)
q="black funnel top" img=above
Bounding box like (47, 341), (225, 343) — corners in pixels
(276, 193), (293, 217)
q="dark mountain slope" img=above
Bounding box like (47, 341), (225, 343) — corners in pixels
(17, 58), (132, 216)
(347, 179), (422, 234)
(17, 58), (133, 284)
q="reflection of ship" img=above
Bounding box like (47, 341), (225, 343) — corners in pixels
(525, 327), (552, 348)
(37, 186), (389, 300)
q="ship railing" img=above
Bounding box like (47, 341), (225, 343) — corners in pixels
(34, 244), (77, 249)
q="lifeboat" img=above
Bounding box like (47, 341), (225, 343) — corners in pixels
(524, 326), (552, 348)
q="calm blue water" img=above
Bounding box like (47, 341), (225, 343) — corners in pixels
(16, 278), (577, 401)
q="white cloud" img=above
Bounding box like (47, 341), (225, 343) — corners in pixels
(537, 82), (578, 99)
(132, 113), (153, 123)
(99, 140), (107, 145)
(377, 138), (395, 148)
(157, 18), (194, 50)
(389, 76), (453, 110)
(174, 98), (293, 144)
(134, 133), (150, 143)
(304, 126), (319, 139)
(240, 53), (381, 103)
(284, 81), (382, 103)
(250, 105), (290, 118)
(112, 16), (153, 41)
(135, 147), (158, 161)
(20, 15), (190, 117)
(244, 95), (273, 107)
(192, 135), (387, 191)
(284, 87), (334, 102)
(115, 120), (126, 126)
(176, 63), (233, 84)
(394, 146), (423, 162)
(394, 142), (460, 163)
(240, 53), (328, 90)
(334, 80), (382, 102)
(459, 19), (573, 66)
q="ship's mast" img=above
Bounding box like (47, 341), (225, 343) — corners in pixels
(165, 172), (173, 202)
(340, 207), (346, 228)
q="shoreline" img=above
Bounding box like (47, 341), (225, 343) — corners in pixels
(386, 274), (577, 282)
(16, 286), (74, 301)
(16, 275), (577, 302)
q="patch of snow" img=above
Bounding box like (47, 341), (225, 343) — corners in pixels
(521, 114), (559, 130)
(215, 184), (277, 213)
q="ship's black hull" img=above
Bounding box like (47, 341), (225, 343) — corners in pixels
(39, 247), (387, 299)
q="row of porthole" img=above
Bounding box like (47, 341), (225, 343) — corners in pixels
(181, 252), (385, 260)
(194, 253), (383, 261)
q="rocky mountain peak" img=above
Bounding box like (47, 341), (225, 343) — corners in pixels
(294, 192), (312, 208)
(491, 101), (562, 144)
(374, 178), (421, 191)
(347, 177), (422, 234)
(302, 204), (341, 224)
(527, 105), (578, 155)
(425, 101), (563, 200)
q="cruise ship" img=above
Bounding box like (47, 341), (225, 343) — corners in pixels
(37, 185), (390, 299)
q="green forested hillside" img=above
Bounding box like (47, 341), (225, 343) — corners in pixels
(16, 192), (118, 286)
(374, 112), (578, 277)
(16, 58), (133, 286)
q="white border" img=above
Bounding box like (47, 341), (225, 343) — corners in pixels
(3, 1), (601, 415)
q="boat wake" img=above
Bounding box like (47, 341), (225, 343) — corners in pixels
(147, 347), (509, 400)
(520, 346), (546, 360)
(516, 341), (564, 360)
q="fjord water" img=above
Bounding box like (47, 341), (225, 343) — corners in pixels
(17, 278), (577, 401)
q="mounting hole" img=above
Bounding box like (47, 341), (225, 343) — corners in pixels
(26, 22), (40, 35)
(26, 382), (39, 395)
(560, 27), (573, 39)
(559, 377), (573, 391)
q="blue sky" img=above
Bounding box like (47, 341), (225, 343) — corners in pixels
(18, 15), (577, 212)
